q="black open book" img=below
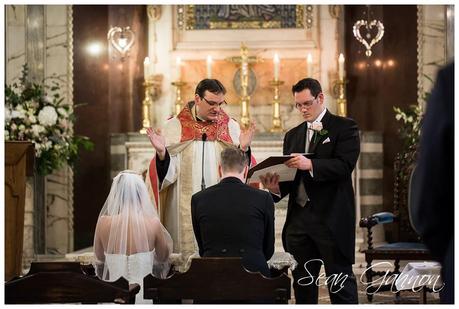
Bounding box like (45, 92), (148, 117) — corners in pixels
(246, 153), (313, 184)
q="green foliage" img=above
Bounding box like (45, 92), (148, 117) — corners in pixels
(393, 104), (423, 153)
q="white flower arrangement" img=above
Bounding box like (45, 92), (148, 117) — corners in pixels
(5, 65), (93, 175)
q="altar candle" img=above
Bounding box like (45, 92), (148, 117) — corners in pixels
(206, 55), (212, 79)
(273, 53), (280, 81)
(176, 57), (182, 81)
(338, 53), (345, 80)
(307, 53), (313, 77)
(143, 57), (150, 80)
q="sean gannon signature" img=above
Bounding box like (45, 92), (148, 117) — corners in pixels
(296, 259), (444, 294)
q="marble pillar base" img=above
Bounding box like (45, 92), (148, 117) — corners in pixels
(22, 178), (35, 273)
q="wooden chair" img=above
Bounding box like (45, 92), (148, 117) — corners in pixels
(5, 261), (140, 304)
(144, 257), (291, 304)
(359, 163), (432, 302)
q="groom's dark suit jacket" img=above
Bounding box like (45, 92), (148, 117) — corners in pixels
(275, 110), (360, 264)
(191, 177), (275, 277)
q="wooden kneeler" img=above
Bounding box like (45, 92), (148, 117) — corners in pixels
(5, 261), (140, 304)
(144, 257), (291, 304)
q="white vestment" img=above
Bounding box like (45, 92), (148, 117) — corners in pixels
(146, 115), (242, 271)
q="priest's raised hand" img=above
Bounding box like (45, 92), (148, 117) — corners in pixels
(239, 121), (256, 152)
(146, 127), (166, 160)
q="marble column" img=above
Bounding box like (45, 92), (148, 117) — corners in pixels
(26, 5), (45, 84)
(417, 5), (447, 110)
(357, 132), (385, 249)
(44, 5), (74, 256)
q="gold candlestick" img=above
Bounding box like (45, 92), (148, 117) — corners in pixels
(332, 77), (347, 117)
(240, 44), (251, 128)
(336, 78), (347, 117)
(140, 74), (162, 134)
(172, 81), (186, 116)
(269, 79), (284, 132)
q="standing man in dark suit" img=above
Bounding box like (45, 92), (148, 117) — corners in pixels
(411, 62), (454, 304)
(191, 146), (275, 277)
(260, 78), (360, 303)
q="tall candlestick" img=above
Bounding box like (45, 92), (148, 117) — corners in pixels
(338, 53), (345, 80)
(307, 53), (313, 77)
(270, 80), (284, 133)
(273, 53), (280, 81)
(206, 55), (212, 79)
(240, 44), (250, 128)
(143, 57), (150, 80)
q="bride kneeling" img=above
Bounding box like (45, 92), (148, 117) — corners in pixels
(93, 170), (172, 303)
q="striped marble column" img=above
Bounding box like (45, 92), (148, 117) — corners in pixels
(357, 131), (385, 250)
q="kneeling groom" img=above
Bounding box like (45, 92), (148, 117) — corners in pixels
(191, 146), (275, 277)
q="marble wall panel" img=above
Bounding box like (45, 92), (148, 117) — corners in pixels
(46, 5), (67, 26)
(6, 5), (26, 83)
(46, 167), (73, 254)
(45, 27), (69, 80)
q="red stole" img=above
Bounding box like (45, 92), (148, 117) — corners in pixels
(177, 103), (234, 143)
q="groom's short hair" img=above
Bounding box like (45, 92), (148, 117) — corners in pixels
(292, 78), (322, 97)
(220, 146), (248, 173)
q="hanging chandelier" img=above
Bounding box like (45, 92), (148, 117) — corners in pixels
(353, 6), (384, 57)
(107, 26), (135, 60)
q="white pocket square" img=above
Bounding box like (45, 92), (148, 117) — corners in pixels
(322, 137), (331, 144)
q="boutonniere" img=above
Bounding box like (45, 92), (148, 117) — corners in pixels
(310, 122), (328, 143)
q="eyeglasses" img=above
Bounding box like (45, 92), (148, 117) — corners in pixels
(202, 97), (227, 108)
(295, 96), (318, 110)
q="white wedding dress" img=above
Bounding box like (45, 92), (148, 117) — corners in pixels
(93, 171), (173, 304)
(105, 250), (169, 304)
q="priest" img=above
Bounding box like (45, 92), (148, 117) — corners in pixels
(146, 79), (255, 270)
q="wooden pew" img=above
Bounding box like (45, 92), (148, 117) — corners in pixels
(5, 261), (140, 304)
(144, 257), (291, 304)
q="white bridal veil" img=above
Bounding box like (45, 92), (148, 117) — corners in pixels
(93, 170), (173, 282)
